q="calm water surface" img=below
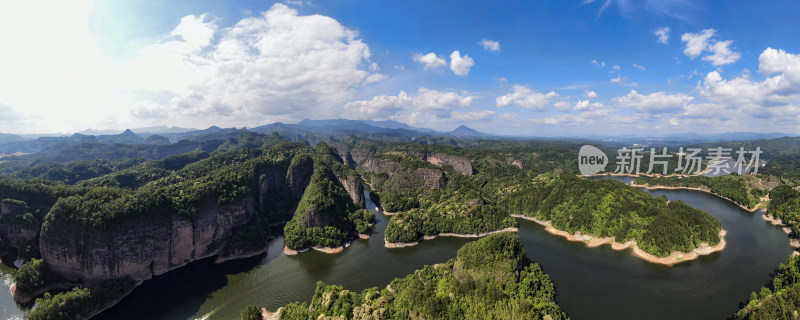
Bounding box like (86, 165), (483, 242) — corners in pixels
(0, 176), (792, 319)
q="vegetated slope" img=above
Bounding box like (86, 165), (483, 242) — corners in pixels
(735, 255), (800, 319)
(767, 185), (800, 240)
(499, 173), (722, 257)
(283, 142), (373, 250)
(381, 158), (518, 243)
(633, 174), (776, 209)
(273, 233), (568, 319)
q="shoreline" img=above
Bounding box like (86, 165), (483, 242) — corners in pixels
(283, 228), (375, 255)
(629, 182), (762, 213)
(586, 171), (707, 179)
(213, 246), (269, 264)
(510, 214), (726, 266)
(11, 279), (143, 318)
(262, 307), (282, 320)
(761, 214), (800, 255)
(384, 227), (519, 248)
(283, 241), (351, 255)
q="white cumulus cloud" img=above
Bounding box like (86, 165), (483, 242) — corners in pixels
(413, 52), (447, 70)
(496, 85), (558, 111)
(759, 47), (800, 82)
(682, 29), (715, 58)
(554, 101), (571, 111)
(613, 90), (694, 113)
(655, 27), (669, 44)
(611, 75), (637, 86)
(703, 40), (741, 66)
(479, 39), (500, 51)
(452, 110), (495, 122)
(574, 100), (604, 111)
(701, 48), (800, 108)
(344, 88), (478, 124)
(681, 29), (740, 66)
(171, 15), (216, 51)
(449, 50), (475, 76)
(117, 3), (384, 127)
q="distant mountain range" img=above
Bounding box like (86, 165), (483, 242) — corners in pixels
(1, 119), (797, 156)
(0, 119), (492, 155)
(77, 126), (199, 136)
(588, 132), (794, 144)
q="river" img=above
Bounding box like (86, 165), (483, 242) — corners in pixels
(1, 176), (793, 319)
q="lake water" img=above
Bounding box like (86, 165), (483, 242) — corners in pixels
(1, 176), (793, 319)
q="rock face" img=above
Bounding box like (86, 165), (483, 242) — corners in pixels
(334, 173), (364, 207)
(0, 200), (27, 215)
(286, 160), (314, 198)
(0, 223), (37, 247)
(349, 149), (370, 166)
(360, 157), (401, 174)
(39, 167), (310, 283)
(40, 197), (256, 282)
(415, 153), (473, 176)
(507, 158), (524, 170)
(358, 156), (447, 191)
(329, 143), (354, 167)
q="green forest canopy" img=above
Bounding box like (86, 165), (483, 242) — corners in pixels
(275, 233), (569, 320)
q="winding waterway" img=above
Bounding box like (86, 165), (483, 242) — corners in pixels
(0, 176), (793, 319)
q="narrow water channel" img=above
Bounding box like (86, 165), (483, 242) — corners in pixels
(1, 176), (791, 320)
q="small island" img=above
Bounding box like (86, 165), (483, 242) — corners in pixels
(500, 173), (725, 265)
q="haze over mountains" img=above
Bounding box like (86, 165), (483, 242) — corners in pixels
(0, 119), (795, 157)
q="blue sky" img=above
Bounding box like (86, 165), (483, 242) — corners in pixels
(0, 0), (799, 136)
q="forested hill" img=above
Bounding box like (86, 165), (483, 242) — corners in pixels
(499, 173), (722, 257)
(261, 233), (569, 320)
(633, 175), (776, 210)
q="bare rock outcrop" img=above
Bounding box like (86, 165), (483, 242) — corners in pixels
(507, 158), (524, 169)
(0, 223), (37, 248)
(334, 172), (365, 208)
(414, 153), (473, 176)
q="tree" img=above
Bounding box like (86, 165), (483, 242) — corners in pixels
(240, 305), (262, 320)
